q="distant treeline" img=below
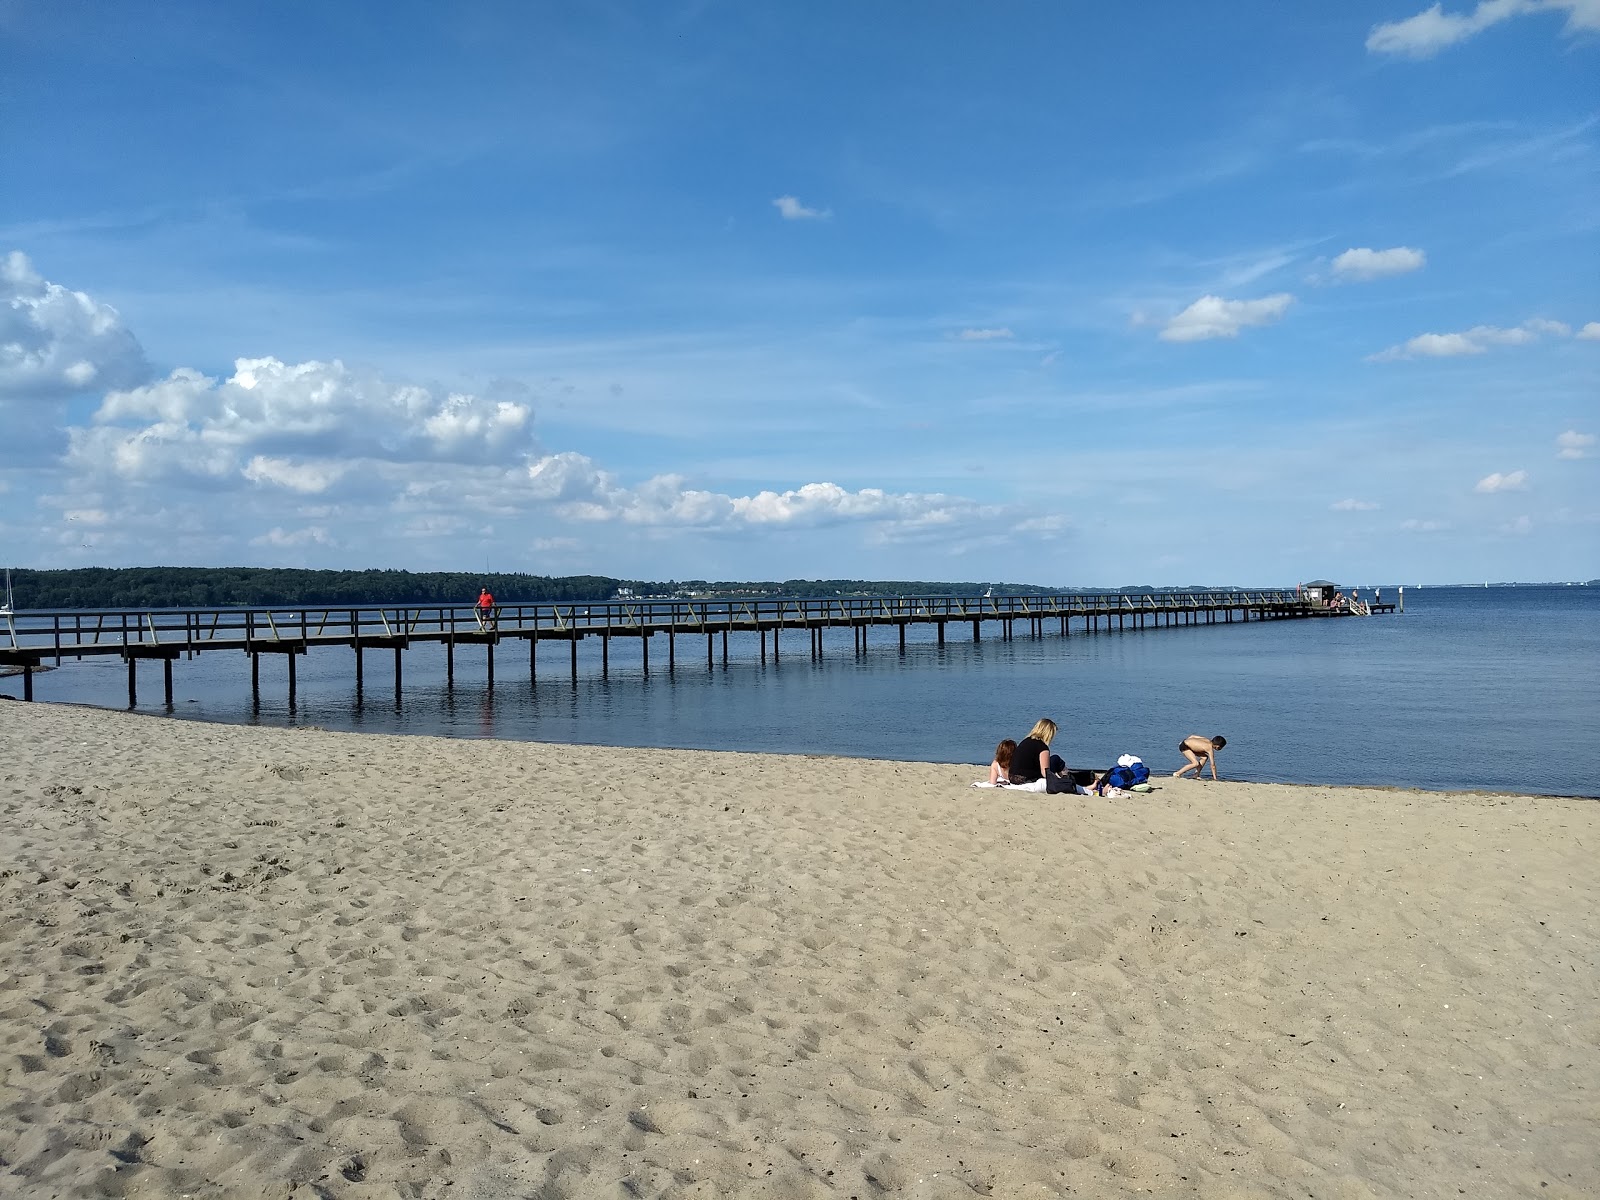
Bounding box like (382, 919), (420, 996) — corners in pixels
(5, 567), (1084, 610)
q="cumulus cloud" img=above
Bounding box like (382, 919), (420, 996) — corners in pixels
(242, 455), (350, 494)
(1367, 0), (1600, 57)
(1, 250), (148, 400)
(1160, 293), (1294, 342)
(1370, 317), (1574, 360)
(79, 357), (534, 488)
(1556, 430), (1596, 459)
(1577, 321), (1600, 340)
(251, 525), (334, 548)
(1330, 498), (1380, 511)
(1475, 469), (1528, 493)
(1500, 514), (1534, 535)
(772, 194), (830, 220)
(1400, 518), (1450, 532)
(1331, 246), (1426, 282)
(521, 451), (1005, 535)
(954, 328), (1015, 341)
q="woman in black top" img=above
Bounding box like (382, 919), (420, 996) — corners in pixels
(1011, 717), (1078, 793)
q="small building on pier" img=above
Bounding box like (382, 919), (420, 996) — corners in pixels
(1303, 580), (1338, 604)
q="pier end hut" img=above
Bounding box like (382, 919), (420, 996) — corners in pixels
(1303, 580), (1338, 604)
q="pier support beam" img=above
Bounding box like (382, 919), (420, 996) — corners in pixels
(394, 646), (403, 702)
(487, 642), (495, 689)
(446, 639), (454, 688)
(602, 628), (609, 676)
(642, 631), (650, 675)
(22, 668), (32, 702)
(251, 653), (259, 708)
(570, 634), (579, 682)
(355, 644), (364, 694)
(128, 657), (136, 708)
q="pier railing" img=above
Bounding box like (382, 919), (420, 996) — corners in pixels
(3, 590), (1305, 657)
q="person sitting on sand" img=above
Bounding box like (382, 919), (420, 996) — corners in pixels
(987, 739), (1017, 787)
(1173, 734), (1226, 780)
(1010, 718), (1082, 794)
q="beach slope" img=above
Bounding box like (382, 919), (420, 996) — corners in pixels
(1, 703), (1595, 1198)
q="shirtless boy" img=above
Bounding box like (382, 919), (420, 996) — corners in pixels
(1173, 734), (1226, 780)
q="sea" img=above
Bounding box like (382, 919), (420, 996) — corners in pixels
(4, 585), (1595, 798)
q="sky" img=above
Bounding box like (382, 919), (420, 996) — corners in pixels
(2, 1), (1597, 587)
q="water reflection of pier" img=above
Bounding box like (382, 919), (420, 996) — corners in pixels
(0, 590), (1376, 706)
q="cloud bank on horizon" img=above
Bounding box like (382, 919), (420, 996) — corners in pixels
(1, 3), (1595, 585)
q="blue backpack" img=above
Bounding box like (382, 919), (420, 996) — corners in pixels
(1102, 761), (1150, 790)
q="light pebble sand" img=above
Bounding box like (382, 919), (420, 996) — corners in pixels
(1, 702), (1595, 1199)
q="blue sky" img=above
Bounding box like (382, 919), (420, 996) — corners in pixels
(2, 1), (1596, 586)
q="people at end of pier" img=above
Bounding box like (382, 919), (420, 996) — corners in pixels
(987, 739), (1017, 787)
(1010, 718), (1085, 794)
(1173, 734), (1225, 780)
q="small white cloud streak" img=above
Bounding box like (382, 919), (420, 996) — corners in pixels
(1475, 469), (1528, 493)
(1367, 0), (1600, 58)
(1577, 321), (1600, 340)
(1330, 498), (1380, 511)
(1400, 518), (1450, 532)
(1331, 246), (1426, 282)
(772, 195), (830, 220)
(1160, 294), (1294, 342)
(954, 328), (1016, 341)
(1556, 430), (1595, 459)
(251, 525), (334, 548)
(1370, 317), (1575, 360)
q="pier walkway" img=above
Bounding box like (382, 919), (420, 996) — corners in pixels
(0, 590), (1392, 705)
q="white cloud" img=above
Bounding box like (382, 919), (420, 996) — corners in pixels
(1330, 498), (1380, 511)
(1400, 518), (1450, 532)
(1367, 0), (1600, 58)
(251, 525), (334, 548)
(1370, 318), (1574, 360)
(1330, 246), (1426, 282)
(1500, 515), (1534, 535)
(772, 195), (830, 220)
(521, 451), (1009, 534)
(1475, 469), (1528, 493)
(242, 455), (349, 494)
(1160, 293), (1294, 342)
(0, 250), (148, 400)
(82, 357), (534, 487)
(954, 328), (1015, 341)
(1576, 321), (1600, 340)
(1556, 430), (1596, 459)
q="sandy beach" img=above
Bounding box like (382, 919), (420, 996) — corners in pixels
(1, 703), (1594, 1199)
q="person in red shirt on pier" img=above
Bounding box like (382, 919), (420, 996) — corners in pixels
(477, 587), (495, 629)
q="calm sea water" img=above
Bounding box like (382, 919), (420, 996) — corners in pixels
(5, 586), (1596, 797)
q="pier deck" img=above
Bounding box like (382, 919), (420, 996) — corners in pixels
(0, 590), (1384, 706)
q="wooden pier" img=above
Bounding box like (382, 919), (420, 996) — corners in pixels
(0, 590), (1385, 707)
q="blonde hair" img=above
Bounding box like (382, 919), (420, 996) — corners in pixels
(1026, 718), (1057, 744)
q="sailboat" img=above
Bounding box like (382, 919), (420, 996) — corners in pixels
(1, 569), (15, 650)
